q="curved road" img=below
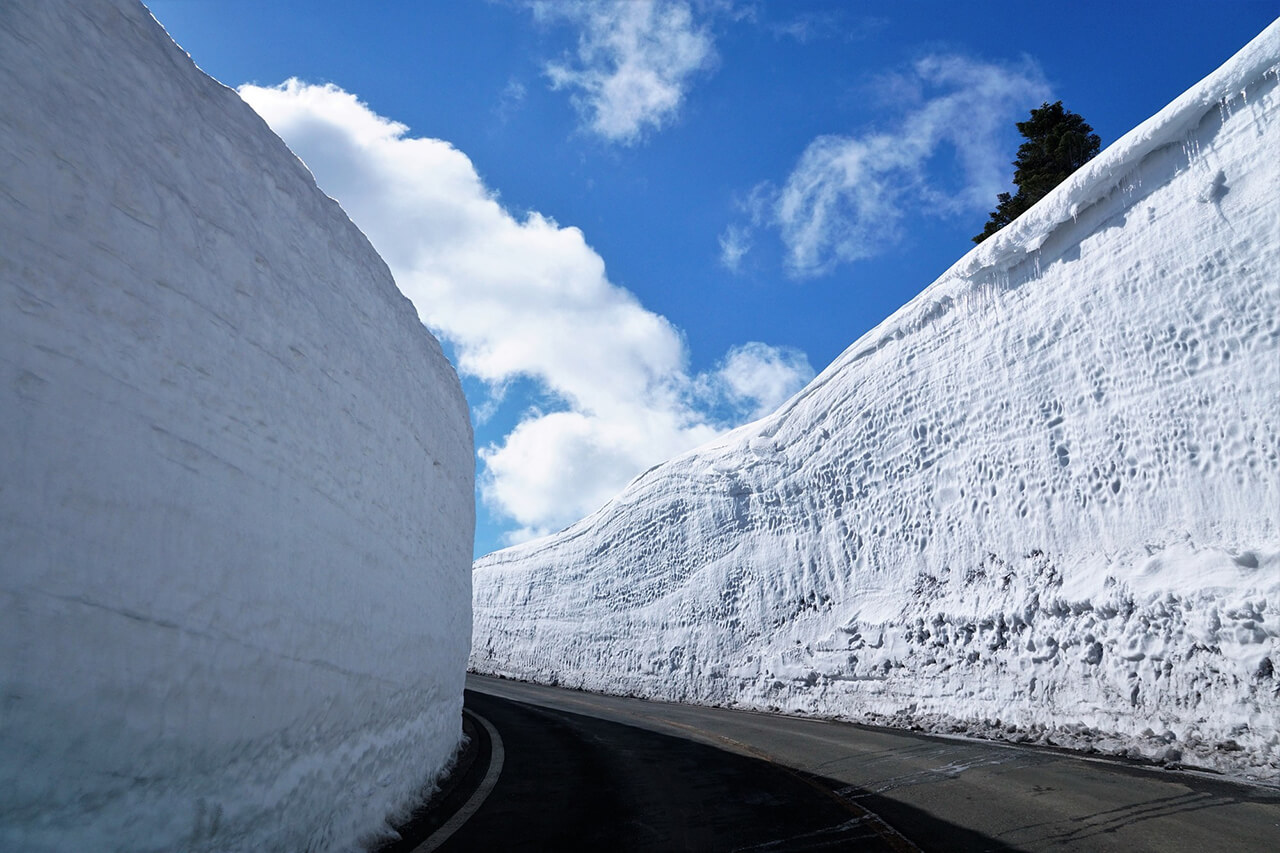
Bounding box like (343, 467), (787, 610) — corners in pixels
(433, 675), (1278, 851)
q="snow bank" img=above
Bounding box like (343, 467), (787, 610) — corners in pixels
(0, 1), (473, 850)
(473, 21), (1280, 782)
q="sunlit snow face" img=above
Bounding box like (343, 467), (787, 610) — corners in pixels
(470, 18), (1280, 783)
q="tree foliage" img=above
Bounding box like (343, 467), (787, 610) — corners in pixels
(973, 101), (1101, 244)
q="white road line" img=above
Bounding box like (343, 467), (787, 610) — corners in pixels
(412, 709), (505, 853)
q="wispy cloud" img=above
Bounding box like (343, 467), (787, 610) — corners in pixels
(748, 55), (1049, 278)
(240, 80), (809, 544)
(718, 223), (752, 271)
(768, 10), (885, 44)
(532, 0), (717, 144)
(495, 78), (527, 123)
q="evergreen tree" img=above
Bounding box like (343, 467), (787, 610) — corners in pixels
(973, 101), (1101, 243)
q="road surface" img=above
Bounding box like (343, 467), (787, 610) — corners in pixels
(429, 675), (1279, 851)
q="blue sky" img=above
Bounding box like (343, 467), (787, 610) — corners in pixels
(145, 0), (1278, 557)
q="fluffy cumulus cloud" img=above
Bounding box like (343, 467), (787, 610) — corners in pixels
(713, 343), (814, 419)
(240, 80), (809, 543)
(533, 0), (717, 144)
(748, 55), (1049, 278)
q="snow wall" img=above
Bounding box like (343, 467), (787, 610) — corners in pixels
(473, 22), (1280, 782)
(0, 1), (473, 850)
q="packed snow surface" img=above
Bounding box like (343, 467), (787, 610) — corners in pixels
(474, 22), (1280, 782)
(1, 1), (473, 850)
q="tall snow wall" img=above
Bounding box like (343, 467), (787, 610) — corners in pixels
(473, 23), (1280, 781)
(0, 1), (473, 850)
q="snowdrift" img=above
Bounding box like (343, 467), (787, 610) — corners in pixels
(473, 22), (1280, 781)
(1, 1), (473, 849)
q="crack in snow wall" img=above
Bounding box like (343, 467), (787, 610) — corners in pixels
(0, 1), (474, 850)
(473, 21), (1280, 783)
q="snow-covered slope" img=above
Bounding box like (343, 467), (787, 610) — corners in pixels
(0, 1), (473, 850)
(473, 23), (1280, 781)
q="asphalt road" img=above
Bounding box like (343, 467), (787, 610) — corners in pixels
(437, 688), (909, 851)
(444, 674), (1280, 852)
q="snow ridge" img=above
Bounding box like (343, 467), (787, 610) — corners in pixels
(473, 21), (1280, 782)
(1, 1), (473, 850)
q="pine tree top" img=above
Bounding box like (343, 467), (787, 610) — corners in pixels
(973, 101), (1101, 244)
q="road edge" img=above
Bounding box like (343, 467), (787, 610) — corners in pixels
(411, 709), (505, 853)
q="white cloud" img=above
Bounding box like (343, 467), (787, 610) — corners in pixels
(534, 0), (717, 144)
(480, 403), (716, 543)
(495, 78), (527, 123)
(767, 11), (887, 44)
(769, 10), (842, 43)
(239, 80), (804, 543)
(714, 343), (814, 419)
(718, 224), (752, 271)
(766, 55), (1049, 277)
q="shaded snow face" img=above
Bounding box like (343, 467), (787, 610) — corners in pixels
(0, 1), (473, 850)
(473, 23), (1280, 782)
